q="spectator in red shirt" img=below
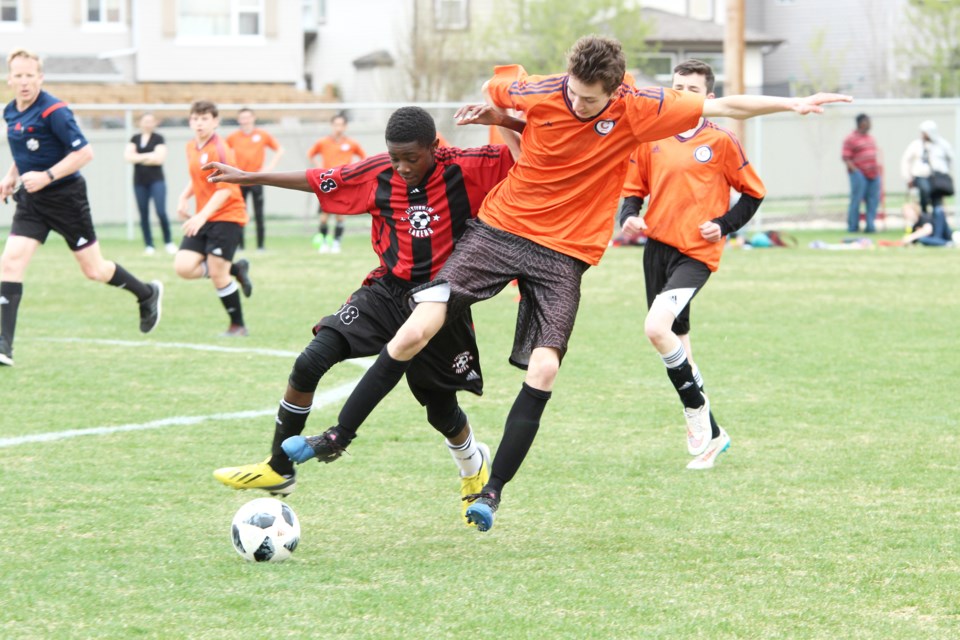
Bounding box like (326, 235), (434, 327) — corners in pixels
(842, 113), (881, 233)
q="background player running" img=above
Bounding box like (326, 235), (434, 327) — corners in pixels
(619, 59), (765, 470)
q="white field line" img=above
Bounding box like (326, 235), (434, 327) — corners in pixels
(0, 338), (375, 449)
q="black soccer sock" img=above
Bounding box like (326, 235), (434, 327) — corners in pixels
(485, 383), (552, 496)
(336, 347), (411, 435)
(0, 281), (23, 347)
(319, 221), (329, 237)
(108, 264), (152, 301)
(661, 343), (705, 409)
(709, 411), (721, 440)
(217, 282), (244, 326)
(229, 263), (240, 277)
(334, 222), (345, 241)
(269, 399), (312, 476)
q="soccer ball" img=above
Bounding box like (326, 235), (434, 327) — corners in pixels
(230, 497), (301, 562)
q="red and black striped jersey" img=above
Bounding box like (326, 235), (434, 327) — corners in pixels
(305, 145), (513, 284)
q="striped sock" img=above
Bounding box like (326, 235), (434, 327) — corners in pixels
(447, 429), (481, 477)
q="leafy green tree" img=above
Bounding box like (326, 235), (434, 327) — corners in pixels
(897, 0), (960, 97)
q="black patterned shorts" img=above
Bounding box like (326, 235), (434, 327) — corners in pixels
(439, 219), (590, 369)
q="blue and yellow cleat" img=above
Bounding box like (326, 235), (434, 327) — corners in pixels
(282, 427), (353, 464)
(460, 442), (490, 526)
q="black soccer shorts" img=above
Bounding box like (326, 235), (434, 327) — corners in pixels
(10, 177), (98, 251)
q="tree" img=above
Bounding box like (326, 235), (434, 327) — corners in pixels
(482, 0), (654, 75)
(897, 0), (960, 97)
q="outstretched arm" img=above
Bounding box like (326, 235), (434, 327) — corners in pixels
(454, 104), (526, 134)
(703, 92), (852, 120)
(202, 162), (313, 192)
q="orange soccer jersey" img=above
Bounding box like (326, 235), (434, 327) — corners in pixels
(622, 120), (766, 271)
(185, 134), (248, 225)
(226, 128), (280, 172)
(480, 64), (705, 265)
(307, 135), (366, 168)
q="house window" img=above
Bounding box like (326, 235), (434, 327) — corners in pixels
(303, 0), (326, 26)
(434, 0), (468, 31)
(637, 53), (677, 84)
(1, 0), (19, 23)
(86, 0), (123, 24)
(179, 0), (263, 37)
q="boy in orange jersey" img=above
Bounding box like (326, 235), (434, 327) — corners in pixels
(619, 60), (765, 471)
(307, 113), (365, 253)
(176, 100), (253, 337)
(289, 36), (851, 531)
(227, 107), (284, 251)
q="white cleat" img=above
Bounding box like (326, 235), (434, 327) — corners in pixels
(687, 427), (730, 470)
(683, 395), (712, 456)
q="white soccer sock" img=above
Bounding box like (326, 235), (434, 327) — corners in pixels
(447, 428), (482, 477)
(659, 339), (687, 369)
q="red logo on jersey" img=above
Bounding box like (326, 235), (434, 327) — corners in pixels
(14, 122), (22, 131)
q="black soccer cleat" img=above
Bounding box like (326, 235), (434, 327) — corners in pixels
(463, 490), (500, 532)
(138, 281), (163, 334)
(233, 258), (253, 298)
(282, 426), (355, 464)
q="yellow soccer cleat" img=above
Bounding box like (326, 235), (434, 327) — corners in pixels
(459, 442), (490, 526)
(213, 459), (296, 496)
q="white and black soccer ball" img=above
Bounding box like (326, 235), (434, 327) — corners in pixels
(230, 497), (301, 562)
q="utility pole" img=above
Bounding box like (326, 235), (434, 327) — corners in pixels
(724, 0), (746, 142)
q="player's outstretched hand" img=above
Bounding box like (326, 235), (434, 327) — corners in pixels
(792, 93), (853, 115)
(455, 104), (500, 126)
(202, 161), (247, 184)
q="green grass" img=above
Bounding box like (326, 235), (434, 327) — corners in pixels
(1, 224), (959, 639)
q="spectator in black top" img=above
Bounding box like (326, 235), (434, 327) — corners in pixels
(124, 113), (174, 255)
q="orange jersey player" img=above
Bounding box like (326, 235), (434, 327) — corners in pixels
(227, 107), (284, 250)
(176, 100), (253, 337)
(619, 59), (766, 471)
(289, 36), (850, 532)
(307, 113), (366, 253)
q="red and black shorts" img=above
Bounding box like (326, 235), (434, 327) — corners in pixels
(10, 177), (98, 251)
(315, 273), (483, 399)
(438, 219), (590, 369)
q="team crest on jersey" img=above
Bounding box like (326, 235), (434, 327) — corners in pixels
(694, 145), (713, 163)
(26, 138), (39, 151)
(594, 119), (616, 136)
(402, 205), (440, 238)
(252, 134), (261, 142)
(452, 351), (474, 375)
(200, 153), (209, 164)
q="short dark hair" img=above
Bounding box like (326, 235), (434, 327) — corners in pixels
(385, 106), (436, 148)
(190, 100), (218, 118)
(856, 113), (869, 126)
(332, 113), (347, 124)
(674, 59), (716, 94)
(238, 107), (254, 117)
(566, 35), (626, 95)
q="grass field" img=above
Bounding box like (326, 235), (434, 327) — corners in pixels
(2, 224), (959, 639)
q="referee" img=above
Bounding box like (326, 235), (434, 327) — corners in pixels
(0, 48), (162, 367)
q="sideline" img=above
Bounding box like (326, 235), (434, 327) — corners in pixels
(1, 338), (375, 449)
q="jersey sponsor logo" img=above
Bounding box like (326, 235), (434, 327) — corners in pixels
(694, 145), (713, 163)
(594, 119), (616, 136)
(335, 303), (360, 325)
(26, 138), (39, 151)
(452, 350), (474, 375)
(317, 169), (337, 193)
(402, 205), (440, 238)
